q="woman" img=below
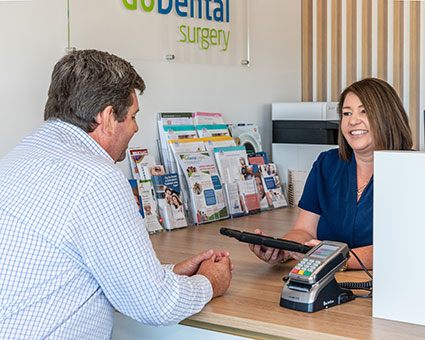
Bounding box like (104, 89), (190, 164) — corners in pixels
(171, 193), (185, 217)
(249, 78), (412, 269)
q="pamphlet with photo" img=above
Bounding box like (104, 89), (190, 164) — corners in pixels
(128, 179), (144, 218)
(151, 173), (187, 230)
(176, 152), (229, 224)
(137, 179), (165, 234)
(259, 163), (288, 209)
(213, 146), (249, 184)
(127, 147), (150, 180)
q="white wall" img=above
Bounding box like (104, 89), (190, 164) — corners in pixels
(0, 0), (67, 157)
(0, 0), (301, 178)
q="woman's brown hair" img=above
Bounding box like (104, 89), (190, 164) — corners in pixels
(338, 78), (413, 162)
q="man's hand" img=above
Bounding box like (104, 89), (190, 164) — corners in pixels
(197, 254), (232, 298)
(173, 249), (231, 277)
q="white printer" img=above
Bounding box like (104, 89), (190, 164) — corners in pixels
(271, 102), (339, 202)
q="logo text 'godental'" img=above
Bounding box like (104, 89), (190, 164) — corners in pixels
(123, 0), (231, 51)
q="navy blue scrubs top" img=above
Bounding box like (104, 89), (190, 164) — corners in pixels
(298, 149), (373, 249)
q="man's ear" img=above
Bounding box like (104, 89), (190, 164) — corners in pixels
(94, 106), (116, 136)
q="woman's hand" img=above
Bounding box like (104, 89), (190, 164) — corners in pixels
(304, 239), (321, 248)
(248, 229), (285, 264)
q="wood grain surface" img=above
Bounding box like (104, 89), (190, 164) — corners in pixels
(150, 208), (425, 340)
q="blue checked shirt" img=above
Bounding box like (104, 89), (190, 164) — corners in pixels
(0, 119), (212, 340)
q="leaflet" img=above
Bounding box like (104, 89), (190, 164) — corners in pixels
(168, 138), (206, 154)
(151, 174), (187, 230)
(202, 136), (236, 154)
(137, 179), (165, 234)
(196, 124), (230, 138)
(163, 125), (198, 140)
(238, 179), (261, 214)
(157, 112), (195, 173)
(176, 151), (229, 224)
(169, 136), (235, 154)
(192, 112), (225, 125)
(248, 151), (268, 165)
(127, 147), (150, 180)
(259, 163), (288, 209)
(213, 146), (249, 184)
(128, 179), (144, 218)
(224, 182), (245, 217)
(161, 126), (197, 173)
(253, 166), (270, 210)
(159, 112), (194, 126)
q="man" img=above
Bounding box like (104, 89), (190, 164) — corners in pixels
(0, 50), (232, 339)
(254, 171), (268, 209)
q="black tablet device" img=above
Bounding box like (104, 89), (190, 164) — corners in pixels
(220, 227), (311, 254)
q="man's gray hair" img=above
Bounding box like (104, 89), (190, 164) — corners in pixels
(44, 49), (145, 132)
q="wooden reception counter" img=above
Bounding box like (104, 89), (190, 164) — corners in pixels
(150, 207), (425, 340)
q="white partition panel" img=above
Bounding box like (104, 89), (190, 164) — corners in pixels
(373, 150), (425, 326)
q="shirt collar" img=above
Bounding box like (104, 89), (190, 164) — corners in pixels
(47, 119), (113, 163)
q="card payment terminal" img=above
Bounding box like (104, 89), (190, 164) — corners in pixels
(219, 228), (358, 313)
(280, 240), (355, 312)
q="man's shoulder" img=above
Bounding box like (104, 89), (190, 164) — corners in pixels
(72, 150), (117, 175)
(21, 120), (123, 182)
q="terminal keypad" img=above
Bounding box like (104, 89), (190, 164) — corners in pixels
(292, 258), (321, 276)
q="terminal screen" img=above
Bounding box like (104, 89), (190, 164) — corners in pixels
(310, 244), (339, 259)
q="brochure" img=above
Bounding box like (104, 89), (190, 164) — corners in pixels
(169, 136), (235, 155)
(166, 138), (205, 173)
(168, 138), (206, 154)
(224, 182), (245, 217)
(176, 152), (229, 224)
(137, 179), (165, 234)
(161, 126), (198, 172)
(196, 124), (230, 138)
(128, 179), (144, 218)
(159, 112), (194, 127)
(157, 112), (195, 173)
(248, 151), (268, 165)
(163, 125), (198, 141)
(253, 167), (270, 210)
(259, 163), (288, 209)
(192, 112), (225, 125)
(238, 179), (261, 214)
(151, 173), (187, 230)
(213, 146), (249, 184)
(127, 147), (150, 180)
(202, 136), (236, 154)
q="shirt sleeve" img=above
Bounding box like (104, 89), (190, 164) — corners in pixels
(298, 153), (323, 216)
(64, 169), (213, 326)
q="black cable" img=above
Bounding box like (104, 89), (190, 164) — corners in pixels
(339, 280), (372, 291)
(349, 249), (373, 280)
(338, 249), (373, 298)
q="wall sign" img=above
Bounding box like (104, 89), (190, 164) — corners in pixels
(70, 0), (248, 65)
